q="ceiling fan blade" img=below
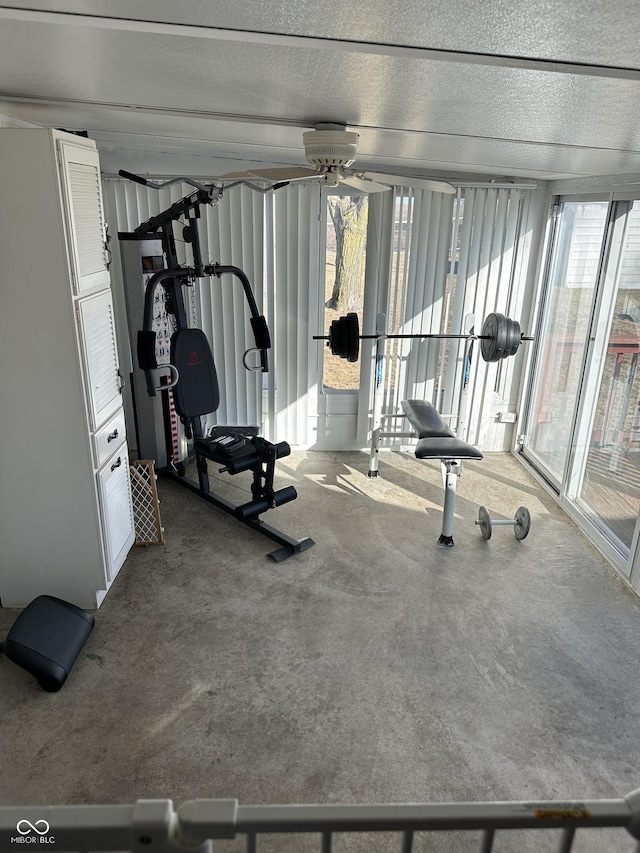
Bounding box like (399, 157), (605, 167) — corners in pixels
(341, 175), (391, 193)
(361, 172), (457, 194)
(220, 166), (321, 182)
(218, 169), (255, 179)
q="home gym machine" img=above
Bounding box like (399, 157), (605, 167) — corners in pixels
(118, 170), (314, 562)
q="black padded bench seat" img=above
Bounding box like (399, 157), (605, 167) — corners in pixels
(401, 400), (483, 460)
(196, 427), (259, 465)
(1, 595), (94, 691)
(401, 400), (482, 547)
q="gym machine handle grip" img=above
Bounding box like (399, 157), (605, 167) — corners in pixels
(249, 314), (271, 373)
(119, 169), (148, 186)
(153, 364), (180, 394)
(243, 347), (268, 372)
(142, 363), (180, 396)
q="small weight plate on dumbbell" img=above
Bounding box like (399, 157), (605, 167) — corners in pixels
(514, 506), (531, 540)
(477, 505), (492, 540)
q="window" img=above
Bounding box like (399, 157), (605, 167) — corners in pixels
(322, 194), (369, 391)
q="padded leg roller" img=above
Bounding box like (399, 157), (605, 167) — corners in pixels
(1, 595), (95, 692)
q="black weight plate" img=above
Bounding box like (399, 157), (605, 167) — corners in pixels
(480, 314), (492, 361)
(504, 318), (522, 358)
(494, 313), (508, 361)
(336, 316), (347, 358)
(329, 318), (339, 355)
(339, 315), (350, 360)
(345, 312), (360, 362)
(480, 313), (497, 362)
(330, 317), (344, 357)
(481, 312), (509, 362)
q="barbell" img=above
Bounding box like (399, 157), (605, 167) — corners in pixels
(313, 312), (534, 364)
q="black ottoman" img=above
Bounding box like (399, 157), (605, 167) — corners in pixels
(0, 595), (95, 692)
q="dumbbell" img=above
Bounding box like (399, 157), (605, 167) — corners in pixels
(475, 506), (531, 541)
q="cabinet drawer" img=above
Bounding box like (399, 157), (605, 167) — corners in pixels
(93, 408), (127, 469)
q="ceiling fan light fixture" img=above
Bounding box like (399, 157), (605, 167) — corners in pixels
(302, 129), (360, 168)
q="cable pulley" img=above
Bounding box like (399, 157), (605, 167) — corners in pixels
(315, 312), (533, 364)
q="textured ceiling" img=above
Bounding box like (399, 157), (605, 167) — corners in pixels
(1, 1), (640, 184)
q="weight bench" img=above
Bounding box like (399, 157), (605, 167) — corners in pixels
(401, 399), (483, 547)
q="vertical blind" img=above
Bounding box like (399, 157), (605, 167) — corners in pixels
(357, 187), (455, 446)
(363, 186), (532, 451)
(394, 188), (456, 408)
(270, 183), (321, 445)
(448, 188), (526, 448)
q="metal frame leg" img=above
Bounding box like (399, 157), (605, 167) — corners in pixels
(368, 316), (388, 478)
(437, 460), (460, 548)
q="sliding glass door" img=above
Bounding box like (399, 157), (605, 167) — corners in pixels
(523, 198), (640, 575)
(524, 201), (609, 485)
(573, 202), (640, 555)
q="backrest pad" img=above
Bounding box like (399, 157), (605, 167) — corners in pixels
(170, 328), (220, 418)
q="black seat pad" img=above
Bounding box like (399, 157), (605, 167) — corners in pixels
(401, 399), (483, 461)
(196, 435), (257, 464)
(2, 595), (94, 692)
(171, 329), (220, 418)
(415, 436), (483, 460)
(402, 399), (455, 438)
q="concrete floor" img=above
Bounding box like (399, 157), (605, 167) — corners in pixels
(2, 450), (640, 852)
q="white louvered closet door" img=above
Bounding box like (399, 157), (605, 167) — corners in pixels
(59, 141), (110, 295)
(76, 289), (122, 430)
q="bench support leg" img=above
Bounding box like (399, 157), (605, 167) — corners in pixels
(437, 460), (460, 548)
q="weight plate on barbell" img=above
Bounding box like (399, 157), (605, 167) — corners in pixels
(481, 313), (509, 362)
(337, 315), (348, 359)
(346, 312), (360, 362)
(504, 317), (522, 358)
(344, 311), (360, 362)
(482, 313), (524, 362)
(329, 316), (343, 357)
(328, 312), (360, 362)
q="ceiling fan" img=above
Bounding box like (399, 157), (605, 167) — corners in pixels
(220, 123), (457, 194)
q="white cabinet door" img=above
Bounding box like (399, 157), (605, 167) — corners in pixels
(58, 140), (110, 295)
(97, 445), (135, 582)
(77, 290), (123, 430)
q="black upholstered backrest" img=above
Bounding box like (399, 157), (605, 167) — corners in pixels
(170, 328), (220, 418)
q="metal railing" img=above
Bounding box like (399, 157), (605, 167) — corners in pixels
(2, 789), (640, 853)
